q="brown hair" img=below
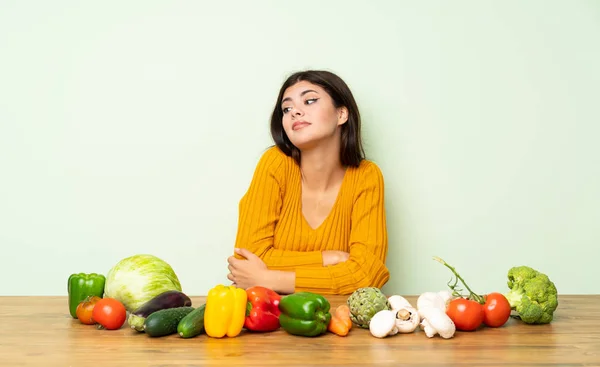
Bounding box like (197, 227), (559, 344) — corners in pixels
(270, 70), (365, 167)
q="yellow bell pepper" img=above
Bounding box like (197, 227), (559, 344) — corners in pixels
(204, 284), (248, 338)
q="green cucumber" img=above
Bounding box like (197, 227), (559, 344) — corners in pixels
(177, 303), (206, 338)
(143, 306), (194, 337)
(128, 290), (192, 332)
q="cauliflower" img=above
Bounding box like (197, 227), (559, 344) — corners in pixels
(505, 266), (558, 324)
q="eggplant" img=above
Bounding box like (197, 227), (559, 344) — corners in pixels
(128, 290), (192, 332)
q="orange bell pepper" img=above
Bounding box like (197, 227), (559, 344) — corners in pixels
(204, 284), (247, 338)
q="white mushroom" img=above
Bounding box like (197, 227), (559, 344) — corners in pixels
(418, 305), (456, 339)
(437, 290), (454, 307)
(388, 295), (412, 310)
(387, 295), (420, 333)
(369, 310), (399, 338)
(416, 291), (447, 313)
(395, 306), (420, 333)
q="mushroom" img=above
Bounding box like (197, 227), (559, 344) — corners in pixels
(418, 304), (456, 339)
(416, 291), (447, 312)
(369, 310), (399, 338)
(387, 295), (420, 333)
(395, 306), (420, 333)
(388, 295), (412, 311)
(437, 290), (453, 306)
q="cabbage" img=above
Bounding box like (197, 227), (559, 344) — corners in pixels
(104, 254), (182, 311)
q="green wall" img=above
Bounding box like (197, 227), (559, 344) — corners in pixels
(1, 1), (598, 296)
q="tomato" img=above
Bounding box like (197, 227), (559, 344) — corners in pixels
(76, 296), (101, 325)
(92, 298), (126, 330)
(482, 292), (511, 327)
(446, 298), (484, 331)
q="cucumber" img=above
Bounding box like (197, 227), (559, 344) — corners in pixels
(177, 304), (206, 338)
(128, 290), (192, 332)
(143, 307), (194, 337)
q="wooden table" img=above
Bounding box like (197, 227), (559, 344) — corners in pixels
(1, 295), (598, 366)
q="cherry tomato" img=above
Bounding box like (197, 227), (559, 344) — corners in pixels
(482, 292), (511, 327)
(92, 298), (126, 330)
(446, 298), (484, 331)
(76, 296), (101, 325)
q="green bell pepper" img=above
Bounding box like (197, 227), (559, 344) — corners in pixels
(67, 273), (106, 318)
(278, 292), (331, 337)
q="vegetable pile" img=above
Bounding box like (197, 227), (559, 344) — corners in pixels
(68, 254), (560, 341)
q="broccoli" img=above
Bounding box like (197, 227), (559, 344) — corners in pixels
(505, 265), (558, 324)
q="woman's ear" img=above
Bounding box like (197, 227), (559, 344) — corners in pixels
(337, 106), (349, 126)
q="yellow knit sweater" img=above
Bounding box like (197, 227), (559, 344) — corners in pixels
(234, 146), (389, 295)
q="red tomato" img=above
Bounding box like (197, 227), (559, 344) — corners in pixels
(446, 298), (484, 331)
(92, 298), (126, 330)
(482, 292), (511, 327)
(76, 296), (101, 325)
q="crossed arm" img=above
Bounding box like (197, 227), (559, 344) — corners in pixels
(227, 150), (389, 295)
(227, 249), (349, 294)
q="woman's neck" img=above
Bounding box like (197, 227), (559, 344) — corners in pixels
(299, 144), (345, 192)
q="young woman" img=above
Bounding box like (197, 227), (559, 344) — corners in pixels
(227, 70), (389, 295)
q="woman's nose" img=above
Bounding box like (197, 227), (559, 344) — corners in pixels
(292, 106), (304, 117)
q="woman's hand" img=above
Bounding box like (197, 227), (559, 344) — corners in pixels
(227, 248), (268, 289)
(322, 251), (350, 266)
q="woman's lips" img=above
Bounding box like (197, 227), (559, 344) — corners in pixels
(292, 121), (310, 130)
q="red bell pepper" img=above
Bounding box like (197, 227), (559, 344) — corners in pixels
(244, 286), (282, 332)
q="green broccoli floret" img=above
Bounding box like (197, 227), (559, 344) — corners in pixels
(505, 266), (558, 324)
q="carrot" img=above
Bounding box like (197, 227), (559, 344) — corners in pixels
(328, 304), (353, 336)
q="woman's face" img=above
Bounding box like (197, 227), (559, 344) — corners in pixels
(280, 81), (348, 151)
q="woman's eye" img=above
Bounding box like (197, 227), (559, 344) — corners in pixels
(306, 98), (318, 105)
(282, 107), (292, 114)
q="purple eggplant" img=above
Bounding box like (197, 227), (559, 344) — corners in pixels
(128, 290), (192, 331)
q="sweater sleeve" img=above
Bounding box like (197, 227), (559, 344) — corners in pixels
(234, 147), (324, 268)
(293, 162), (390, 295)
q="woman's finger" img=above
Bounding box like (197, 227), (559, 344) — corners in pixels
(235, 248), (259, 261)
